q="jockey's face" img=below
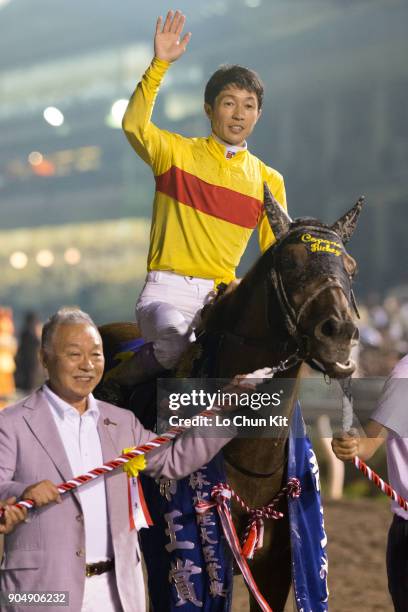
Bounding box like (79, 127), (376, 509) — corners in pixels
(205, 86), (261, 146)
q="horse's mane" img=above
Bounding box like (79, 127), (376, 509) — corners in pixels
(202, 247), (275, 333)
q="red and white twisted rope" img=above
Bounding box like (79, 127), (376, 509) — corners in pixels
(1, 368), (279, 517)
(195, 478), (301, 612)
(196, 484), (272, 612)
(0, 392), (302, 611)
(354, 456), (408, 511)
(0, 427), (184, 515)
(240, 477), (301, 558)
(0, 406), (219, 517)
(340, 378), (408, 512)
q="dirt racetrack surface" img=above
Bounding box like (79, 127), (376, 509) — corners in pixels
(232, 498), (393, 611)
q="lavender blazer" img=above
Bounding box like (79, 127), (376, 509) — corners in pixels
(0, 389), (235, 612)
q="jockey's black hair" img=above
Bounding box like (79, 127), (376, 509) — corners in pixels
(204, 64), (264, 110)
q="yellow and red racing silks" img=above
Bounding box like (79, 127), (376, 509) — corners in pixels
(123, 58), (287, 287)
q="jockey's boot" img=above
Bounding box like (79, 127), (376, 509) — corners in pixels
(104, 342), (167, 387)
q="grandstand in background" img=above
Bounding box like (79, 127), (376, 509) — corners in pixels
(1, 0), (407, 322)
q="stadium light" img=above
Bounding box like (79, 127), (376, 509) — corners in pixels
(43, 106), (64, 127)
(106, 99), (128, 129)
(9, 251), (28, 270)
(28, 151), (43, 166)
(36, 249), (54, 267)
(64, 247), (81, 265)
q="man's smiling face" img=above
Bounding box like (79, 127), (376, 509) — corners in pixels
(205, 85), (261, 146)
(41, 323), (104, 409)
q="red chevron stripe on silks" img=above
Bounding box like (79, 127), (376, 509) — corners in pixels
(155, 165), (262, 228)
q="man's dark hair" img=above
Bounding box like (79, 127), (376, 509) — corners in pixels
(204, 64), (264, 110)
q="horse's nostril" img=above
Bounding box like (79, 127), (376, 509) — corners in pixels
(317, 318), (358, 340)
(321, 319), (338, 337)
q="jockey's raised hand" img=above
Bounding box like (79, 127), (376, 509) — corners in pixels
(154, 10), (191, 63)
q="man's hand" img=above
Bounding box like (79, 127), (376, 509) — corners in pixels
(220, 367), (273, 413)
(331, 430), (360, 462)
(154, 10), (191, 63)
(0, 497), (28, 534)
(22, 480), (62, 508)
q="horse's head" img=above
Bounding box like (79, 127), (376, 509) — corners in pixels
(264, 184), (363, 378)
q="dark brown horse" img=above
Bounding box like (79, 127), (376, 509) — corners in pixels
(98, 187), (363, 611)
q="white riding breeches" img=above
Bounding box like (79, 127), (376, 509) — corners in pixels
(135, 271), (215, 369)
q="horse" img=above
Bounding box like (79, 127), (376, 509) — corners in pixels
(97, 185), (363, 611)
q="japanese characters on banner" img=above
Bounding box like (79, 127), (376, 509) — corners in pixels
(139, 452), (233, 611)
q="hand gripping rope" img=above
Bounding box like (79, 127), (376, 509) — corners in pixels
(0, 404), (299, 612)
(0, 369), (280, 517)
(0, 422), (188, 516)
(1, 369), (301, 612)
(339, 377), (408, 511)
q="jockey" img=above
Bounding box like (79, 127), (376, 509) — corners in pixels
(114, 9), (287, 385)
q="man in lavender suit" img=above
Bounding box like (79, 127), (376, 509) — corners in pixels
(0, 307), (245, 612)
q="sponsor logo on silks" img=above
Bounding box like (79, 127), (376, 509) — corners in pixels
(301, 233), (342, 256)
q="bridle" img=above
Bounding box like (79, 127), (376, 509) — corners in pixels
(266, 224), (359, 361)
(195, 223), (358, 381)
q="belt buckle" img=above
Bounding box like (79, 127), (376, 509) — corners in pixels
(85, 564), (96, 578)
(85, 559), (113, 577)
(86, 561), (103, 577)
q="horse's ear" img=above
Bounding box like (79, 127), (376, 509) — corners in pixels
(331, 196), (365, 243)
(263, 182), (292, 240)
